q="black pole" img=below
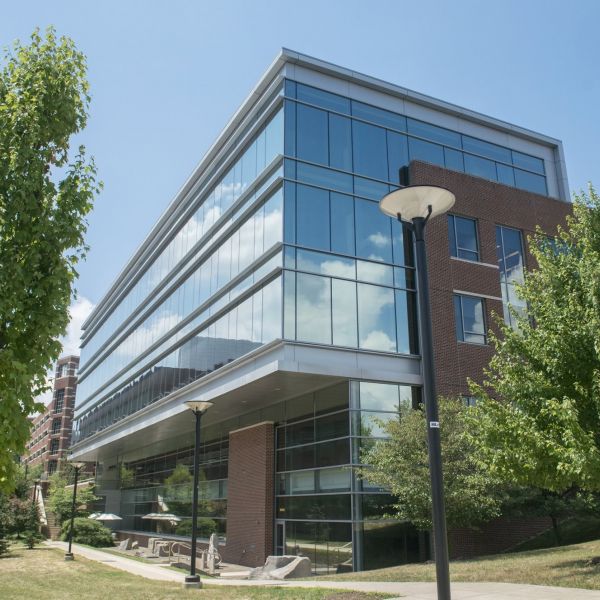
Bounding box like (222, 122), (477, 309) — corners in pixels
(185, 409), (203, 586)
(65, 467), (80, 560)
(412, 216), (451, 600)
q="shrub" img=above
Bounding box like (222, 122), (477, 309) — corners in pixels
(60, 517), (113, 547)
(23, 529), (44, 549)
(175, 517), (217, 538)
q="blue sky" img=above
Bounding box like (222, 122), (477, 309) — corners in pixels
(2, 0), (600, 348)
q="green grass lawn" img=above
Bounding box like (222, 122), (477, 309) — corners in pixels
(316, 538), (600, 590)
(0, 544), (388, 600)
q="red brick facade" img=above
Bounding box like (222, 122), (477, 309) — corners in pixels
(410, 161), (571, 397)
(222, 421), (275, 567)
(25, 355), (79, 476)
(449, 516), (552, 559)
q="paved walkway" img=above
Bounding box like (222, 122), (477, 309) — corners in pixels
(46, 541), (600, 599)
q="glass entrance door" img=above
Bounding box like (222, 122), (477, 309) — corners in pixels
(275, 520), (286, 555)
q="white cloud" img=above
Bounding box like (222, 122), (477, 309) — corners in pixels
(61, 295), (96, 356)
(34, 295), (95, 408)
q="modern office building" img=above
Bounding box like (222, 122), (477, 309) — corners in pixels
(26, 355), (80, 476)
(70, 50), (571, 571)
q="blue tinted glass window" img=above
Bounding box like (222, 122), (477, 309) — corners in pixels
(284, 158), (296, 179)
(514, 169), (547, 195)
(356, 260), (394, 286)
(462, 136), (511, 163)
(352, 101), (406, 131)
(453, 295), (464, 341)
(354, 177), (390, 201)
(358, 382), (400, 411)
(296, 162), (353, 194)
(391, 219), (413, 267)
(497, 225), (528, 329)
(407, 118), (461, 148)
(512, 151), (545, 175)
(395, 290), (418, 354)
(296, 185), (330, 251)
(296, 104), (328, 165)
(297, 249), (355, 279)
(284, 100), (297, 157)
(296, 84), (351, 114)
(329, 114), (352, 171)
(283, 270), (296, 339)
(496, 226), (524, 284)
(387, 131), (409, 184)
(265, 109), (284, 162)
(296, 273), (332, 344)
(394, 267), (415, 290)
(454, 295), (486, 344)
(357, 283), (396, 352)
(448, 215), (479, 261)
(332, 279), (358, 347)
(408, 137), (445, 167)
(284, 181), (296, 243)
(355, 199), (393, 263)
(444, 147), (464, 172)
(464, 154), (497, 181)
(352, 121), (388, 181)
(497, 163), (515, 186)
(284, 79), (297, 98)
(330, 192), (355, 255)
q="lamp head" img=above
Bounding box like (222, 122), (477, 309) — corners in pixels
(184, 400), (214, 414)
(70, 461), (86, 470)
(379, 185), (455, 223)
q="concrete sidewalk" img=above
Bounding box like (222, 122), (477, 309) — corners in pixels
(46, 541), (600, 599)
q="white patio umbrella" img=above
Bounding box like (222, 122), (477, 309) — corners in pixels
(93, 513), (123, 522)
(142, 512), (181, 524)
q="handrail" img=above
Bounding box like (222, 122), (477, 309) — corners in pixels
(170, 541), (192, 564)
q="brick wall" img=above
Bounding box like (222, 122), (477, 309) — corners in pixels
(222, 421), (275, 567)
(409, 161), (571, 397)
(26, 355), (80, 473)
(449, 516), (552, 559)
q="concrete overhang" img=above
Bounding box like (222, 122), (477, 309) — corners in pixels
(70, 340), (421, 463)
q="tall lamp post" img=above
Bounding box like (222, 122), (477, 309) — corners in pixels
(65, 461), (86, 561)
(380, 185), (455, 600)
(183, 400), (214, 589)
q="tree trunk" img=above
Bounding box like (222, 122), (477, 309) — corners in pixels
(550, 515), (562, 546)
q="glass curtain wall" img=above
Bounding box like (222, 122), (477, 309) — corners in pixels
(275, 381), (426, 573)
(75, 105), (286, 443)
(81, 107), (284, 369)
(119, 431), (229, 540)
(284, 80), (547, 196)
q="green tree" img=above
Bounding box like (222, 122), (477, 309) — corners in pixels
(468, 185), (600, 493)
(46, 471), (98, 525)
(358, 398), (504, 531)
(119, 464), (135, 489)
(0, 27), (100, 492)
(0, 494), (11, 555)
(60, 517), (112, 547)
(21, 501), (43, 549)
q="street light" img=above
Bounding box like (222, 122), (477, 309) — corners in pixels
(64, 461), (86, 561)
(380, 184), (455, 600)
(183, 400), (214, 589)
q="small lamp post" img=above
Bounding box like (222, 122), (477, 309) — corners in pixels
(65, 461), (86, 561)
(380, 185), (455, 600)
(183, 400), (213, 589)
